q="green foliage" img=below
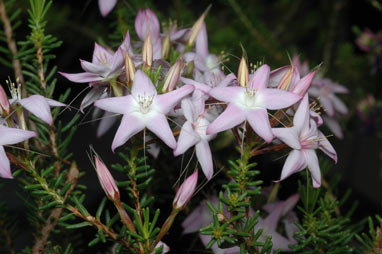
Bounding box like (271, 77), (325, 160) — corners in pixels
(356, 215), (382, 253)
(289, 181), (355, 254)
(200, 146), (278, 253)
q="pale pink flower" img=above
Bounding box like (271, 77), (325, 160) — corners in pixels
(206, 64), (301, 143)
(174, 97), (216, 180)
(94, 70), (194, 151)
(272, 94), (337, 187)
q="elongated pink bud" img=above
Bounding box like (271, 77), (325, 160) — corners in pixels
(277, 66), (294, 90)
(161, 33), (171, 60)
(173, 170), (198, 210)
(125, 51), (135, 86)
(142, 33), (153, 68)
(94, 156), (119, 201)
(186, 5), (211, 48)
(292, 71), (315, 96)
(237, 57), (249, 87)
(162, 60), (183, 92)
(0, 85), (10, 116)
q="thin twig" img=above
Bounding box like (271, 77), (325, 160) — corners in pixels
(32, 162), (80, 254)
(0, 0), (26, 97)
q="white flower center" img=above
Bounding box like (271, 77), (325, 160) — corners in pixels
(137, 93), (155, 114)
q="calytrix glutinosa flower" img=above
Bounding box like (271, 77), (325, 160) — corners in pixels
(94, 70), (194, 151)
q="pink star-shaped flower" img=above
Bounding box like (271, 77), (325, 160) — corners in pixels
(272, 94), (337, 187)
(174, 96), (216, 180)
(94, 70), (194, 151)
(206, 64), (301, 142)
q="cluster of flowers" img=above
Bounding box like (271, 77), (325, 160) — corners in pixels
(60, 8), (338, 187)
(0, 5), (348, 253)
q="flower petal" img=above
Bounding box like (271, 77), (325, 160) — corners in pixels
(249, 64), (270, 90)
(0, 126), (36, 146)
(98, 0), (117, 17)
(80, 59), (109, 75)
(269, 65), (291, 87)
(332, 95), (348, 115)
(155, 85), (194, 114)
(112, 114), (144, 151)
(97, 111), (119, 138)
(181, 98), (198, 122)
(92, 42), (113, 64)
(257, 88), (301, 110)
(146, 114), (176, 149)
(45, 98), (66, 107)
(94, 96), (133, 115)
(272, 127), (301, 149)
(180, 77), (210, 94)
(19, 95), (53, 125)
(80, 86), (106, 112)
(131, 70), (157, 98)
(322, 115), (343, 139)
(320, 96), (334, 116)
(206, 103), (245, 135)
(293, 94), (310, 134)
(304, 149), (321, 188)
(0, 146), (12, 179)
(218, 73), (236, 88)
(196, 140), (213, 180)
(318, 131), (337, 163)
(174, 121), (200, 156)
(291, 71), (315, 96)
(208, 86), (243, 103)
(181, 205), (204, 233)
(196, 23), (208, 59)
(59, 72), (103, 83)
(246, 108), (273, 143)
(279, 150), (306, 182)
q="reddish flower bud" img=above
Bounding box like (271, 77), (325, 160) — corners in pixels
(277, 66), (294, 90)
(173, 170), (198, 210)
(161, 33), (171, 60)
(142, 33), (153, 68)
(162, 60), (183, 92)
(186, 5), (211, 48)
(125, 51), (135, 86)
(237, 56), (249, 87)
(94, 156), (119, 201)
(0, 85), (10, 116)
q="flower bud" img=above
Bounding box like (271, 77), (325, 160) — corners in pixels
(291, 71), (315, 96)
(237, 56), (249, 87)
(173, 170), (198, 210)
(135, 8), (160, 41)
(0, 85), (10, 116)
(125, 51), (135, 86)
(161, 33), (171, 60)
(162, 60), (183, 92)
(142, 33), (153, 68)
(277, 66), (294, 90)
(94, 156), (119, 201)
(186, 5), (211, 48)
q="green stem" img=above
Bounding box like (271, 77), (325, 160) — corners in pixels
(150, 208), (179, 253)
